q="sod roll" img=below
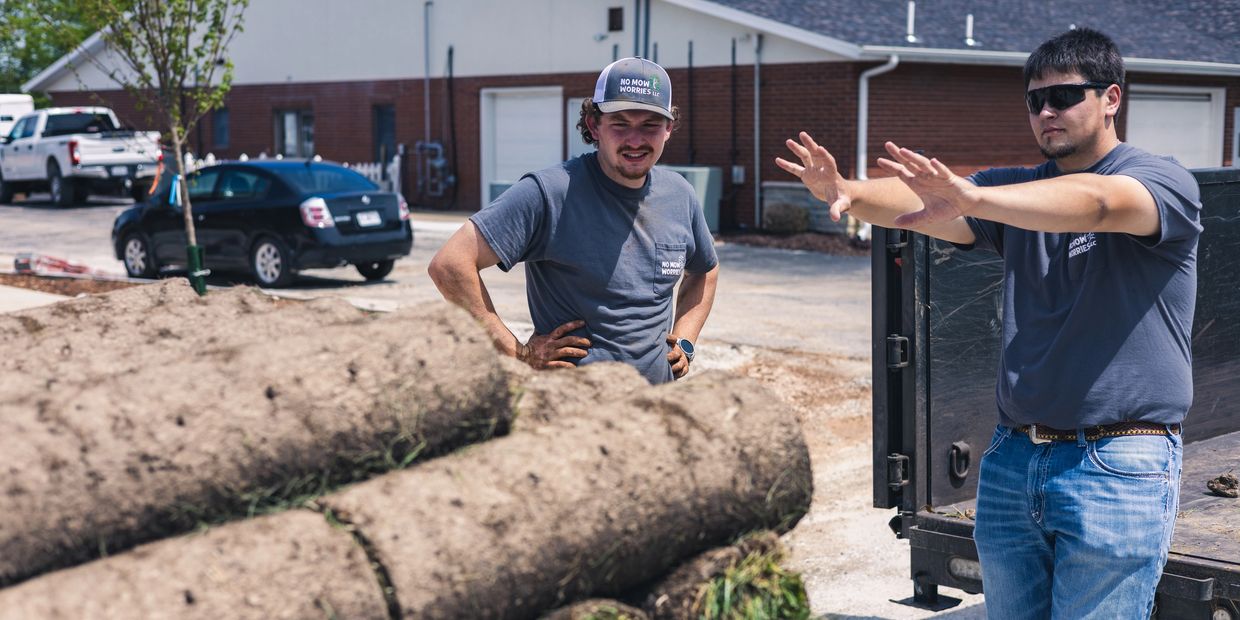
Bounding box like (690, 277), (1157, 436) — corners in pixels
(0, 301), (511, 585)
(0, 510), (387, 620)
(322, 370), (813, 619)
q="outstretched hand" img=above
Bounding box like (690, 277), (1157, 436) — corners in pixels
(518, 320), (591, 369)
(775, 131), (853, 222)
(877, 142), (976, 229)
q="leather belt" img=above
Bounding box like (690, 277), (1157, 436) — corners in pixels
(1015, 421), (1180, 445)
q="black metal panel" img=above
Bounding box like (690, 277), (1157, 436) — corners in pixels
(924, 241), (1005, 506)
(1186, 168), (1240, 442)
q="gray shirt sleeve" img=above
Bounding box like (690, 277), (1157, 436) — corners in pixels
(1115, 156), (1203, 257)
(468, 175), (547, 272)
(685, 196), (718, 273)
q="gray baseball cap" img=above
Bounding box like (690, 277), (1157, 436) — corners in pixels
(592, 57), (673, 119)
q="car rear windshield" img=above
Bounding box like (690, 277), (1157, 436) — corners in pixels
(279, 166), (379, 194)
(43, 113), (119, 137)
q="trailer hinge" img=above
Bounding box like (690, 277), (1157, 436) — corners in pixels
(887, 228), (909, 251)
(887, 335), (910, 370)
(887, 453), (910, 491)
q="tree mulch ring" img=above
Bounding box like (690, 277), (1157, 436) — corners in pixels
(0, 273), (142, 296)
(1207, 472), (1238, 498)
(717, 231), (870, 256)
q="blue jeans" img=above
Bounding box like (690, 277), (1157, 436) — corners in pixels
(974, 425), (1182, 619)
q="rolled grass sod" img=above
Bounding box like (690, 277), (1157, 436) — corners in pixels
(321, 371), (813, 619)
(0, 509), (388, 620)
(0, 293), (511, 586)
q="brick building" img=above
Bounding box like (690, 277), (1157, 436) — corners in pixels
(23, 0), (1240, 230)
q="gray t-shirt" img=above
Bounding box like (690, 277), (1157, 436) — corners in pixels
(962, 143), (1202, 428)
(471, 152), (718, 384)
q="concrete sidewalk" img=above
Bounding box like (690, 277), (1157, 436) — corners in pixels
(0, 284), (68, 313)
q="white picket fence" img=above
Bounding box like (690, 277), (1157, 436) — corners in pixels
(181, 152), (403, 193)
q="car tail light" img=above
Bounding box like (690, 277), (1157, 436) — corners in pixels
(299, 197), (335, 228)
(68, 140), (81, 166)
(398, 195), (410, 221)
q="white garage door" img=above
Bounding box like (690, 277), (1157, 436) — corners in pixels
(1126, 85), (1225, 169)
(480, 87), (563, 205)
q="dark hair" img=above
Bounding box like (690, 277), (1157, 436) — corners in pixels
(576, 99), (680, 146)
(1023, 27), (1124, 90)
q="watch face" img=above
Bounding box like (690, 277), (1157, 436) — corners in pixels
(678, 338), (694, 359)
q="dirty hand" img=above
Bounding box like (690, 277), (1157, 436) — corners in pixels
(666, 334), (690, 379)
(878, 141), (977, 229)
(775, 131), (853, 222)
(517, 320), (591, 370)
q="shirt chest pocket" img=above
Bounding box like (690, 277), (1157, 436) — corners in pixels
(654, 242), (687, 296)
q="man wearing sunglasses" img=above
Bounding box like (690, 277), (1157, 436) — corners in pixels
(778, 28), (1201, 618)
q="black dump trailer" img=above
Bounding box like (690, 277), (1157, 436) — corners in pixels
(872, 168), (1240, 619)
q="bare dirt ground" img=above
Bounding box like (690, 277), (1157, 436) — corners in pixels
(0, 272), (138, 296)
(718, 231), (870, 257)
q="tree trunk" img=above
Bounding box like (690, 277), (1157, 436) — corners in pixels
(0, 286), (512, 586)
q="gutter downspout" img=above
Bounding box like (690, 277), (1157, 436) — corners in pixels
(752, 33), (763, 229)
(855, 54), (898, 240)
(856, 54), (899, 182)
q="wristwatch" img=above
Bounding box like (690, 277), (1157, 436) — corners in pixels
(677, 338), (695, 363)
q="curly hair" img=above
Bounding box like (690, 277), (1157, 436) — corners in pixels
(576, 99), (680, 146)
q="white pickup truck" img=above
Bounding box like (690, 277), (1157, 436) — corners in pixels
(0, 107), (161, 206)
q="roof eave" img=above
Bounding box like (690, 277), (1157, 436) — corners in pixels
(660, 0), (863, 59)
(861, 45), (1240, 76)
(21, 30), (107, 93)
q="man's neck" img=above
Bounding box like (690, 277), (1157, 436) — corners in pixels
(1054, 133), (1121, 173)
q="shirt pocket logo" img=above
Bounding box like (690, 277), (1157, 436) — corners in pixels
(655, 242), (687, 295)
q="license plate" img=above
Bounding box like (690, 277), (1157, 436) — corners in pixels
(356, 210), (382, 227)
(110, 166), (128, 177)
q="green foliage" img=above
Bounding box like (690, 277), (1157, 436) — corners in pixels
(0, 0), (92, 103)
(694, 546), (812, 620)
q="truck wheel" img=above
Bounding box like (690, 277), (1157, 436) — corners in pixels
(48, 162), (77, 207)
(0, 171), (14, 204)
(250, 236), (294, 288)
(355, 259), (395, 281)
(121, 232), (159, 278)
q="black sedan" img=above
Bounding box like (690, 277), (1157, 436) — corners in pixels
(112, 160), (412, 287)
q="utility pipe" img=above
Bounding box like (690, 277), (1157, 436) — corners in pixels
(423, 1), (433, 147)
(856, 55), (899, 182)
(752, 33), (763, 229)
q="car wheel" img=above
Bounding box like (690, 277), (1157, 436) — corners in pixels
(355, 259), (395, 281)
(48, 161), (77, 207)
(250, 236), (294, 288)
(0, 171), (14, 204)
(121, 232), (159, 278)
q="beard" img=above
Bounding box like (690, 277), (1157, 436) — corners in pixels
(614, 148), (655, 179)
(1040, 141), (1078, 160)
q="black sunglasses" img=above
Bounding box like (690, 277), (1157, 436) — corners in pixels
(1025, 81), (1113, 114)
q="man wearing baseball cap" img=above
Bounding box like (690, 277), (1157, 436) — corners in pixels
(430, 57), (719, 384)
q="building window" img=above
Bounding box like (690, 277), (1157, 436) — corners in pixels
(373, 104), (396, 165)
(608, 7), (624, 32)
(273, 109), (314, 158)
(212, 108), (230, 150)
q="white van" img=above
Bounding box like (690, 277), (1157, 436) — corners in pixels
(0, 94), (35, 139)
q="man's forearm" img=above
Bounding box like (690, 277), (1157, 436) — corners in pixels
(429, 262), (522, 357)
(968, 174), (1158, 236)
(847, 177), (977, 243)
(671, 266), (719, 342)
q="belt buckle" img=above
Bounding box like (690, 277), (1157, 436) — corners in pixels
(1029, 424), (1052, 445)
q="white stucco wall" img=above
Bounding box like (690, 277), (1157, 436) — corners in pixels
(41, 0), (847, 92)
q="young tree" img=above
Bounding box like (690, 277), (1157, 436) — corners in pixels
(62, 0), (248, 294)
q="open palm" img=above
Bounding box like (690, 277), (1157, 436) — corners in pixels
(877, 142), (975, 229)
(775, 131), (852, 221)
